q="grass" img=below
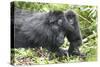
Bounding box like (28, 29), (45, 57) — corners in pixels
(11, 34), (97, 65)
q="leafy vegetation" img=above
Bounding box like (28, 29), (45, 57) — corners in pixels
(11, 1), (97, 65)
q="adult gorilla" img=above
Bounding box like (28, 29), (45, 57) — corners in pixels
(11, 3), (84, 57)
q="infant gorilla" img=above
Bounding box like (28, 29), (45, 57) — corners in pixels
(11, 4), (84, 57)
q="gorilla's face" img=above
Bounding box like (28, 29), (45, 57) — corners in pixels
(48, 11), (75, 33)
(65, 10), (77, 26)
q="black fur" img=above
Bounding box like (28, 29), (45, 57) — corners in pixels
(65, 11), (85, 57)
(11, 3), (84, 57)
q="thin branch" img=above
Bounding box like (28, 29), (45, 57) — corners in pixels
(78, 14), (91, 23)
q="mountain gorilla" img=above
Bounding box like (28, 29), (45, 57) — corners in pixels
(65, 11), (84, 57)
(11, 3), (84, 57)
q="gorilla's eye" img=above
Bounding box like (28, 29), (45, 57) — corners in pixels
(58, 19), (62, 25)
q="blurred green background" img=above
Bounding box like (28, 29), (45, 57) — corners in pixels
(11, 1), (97, 65)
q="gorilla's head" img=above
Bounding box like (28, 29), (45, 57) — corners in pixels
(47, 10), (74, 33)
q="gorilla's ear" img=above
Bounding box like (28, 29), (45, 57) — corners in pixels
(48, 11), (63, 23)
